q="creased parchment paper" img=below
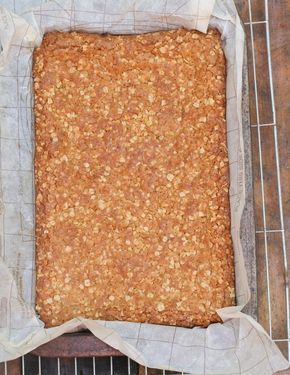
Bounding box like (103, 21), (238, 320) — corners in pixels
(0, 0), (288, 373)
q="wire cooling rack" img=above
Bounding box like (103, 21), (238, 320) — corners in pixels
(243, 0), (290, 360)
(0, 0), (289, 373)
(10, 355), (176, 375)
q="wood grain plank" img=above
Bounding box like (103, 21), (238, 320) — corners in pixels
(235, 0), (250, 23)
(39, 357), (58, 375)
(234, 0), (266, 23)
(252, 23), (274, 125)
(250, 1), (266, 22)
(268, 0), (290, 363)
(244, 25), (258, 127)
(276, 368), (290, 375)
(255, 231), (288, 349)
(23, 354), (39, 375)
(251, 126), (263, 230)
(0, 359), (21, 375)
(112, 357), (138, 375)
(128, 358), (139, 375)
(267, 233), (288, 341)
(255, 233), (270, 332)
(260, 126), (281, 229)
(94, 357), (111, 374)
(269, 0), (290, 305)
(59, 358), (76, 375)
(76, 357), (95, 375)
(7, 360), (21, 375)
(31, 333), (122, 358)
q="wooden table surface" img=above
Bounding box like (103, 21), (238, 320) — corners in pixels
(1, 0), (290, 374)
(235, 0), (290, 363)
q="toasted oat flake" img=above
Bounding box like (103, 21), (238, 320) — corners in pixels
(166, 173), (175, 182)
(157, 303), (165, 312)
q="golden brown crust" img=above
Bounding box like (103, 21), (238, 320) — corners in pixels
(34, 29), (235, 328)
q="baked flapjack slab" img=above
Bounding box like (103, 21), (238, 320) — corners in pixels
(34, 29), (235, 328)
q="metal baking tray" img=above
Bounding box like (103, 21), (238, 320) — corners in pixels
(29, 43), (257, 364)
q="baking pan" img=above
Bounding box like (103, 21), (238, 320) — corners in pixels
(31, 42), (257, 359)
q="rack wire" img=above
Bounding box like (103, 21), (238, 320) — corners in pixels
(1, 0), (290, 373)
